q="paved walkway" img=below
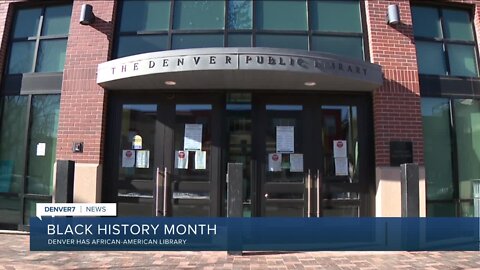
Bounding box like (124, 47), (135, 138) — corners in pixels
(1, 234), (479, 270)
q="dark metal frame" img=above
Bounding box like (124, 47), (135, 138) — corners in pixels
(412, 3), (479, 216)
(113, 0), (368, 61)
(412, 3), (479, 79)
(4, 2), (71, 75)
(0, 94), (57, 230)
(103, 91), (374, 217)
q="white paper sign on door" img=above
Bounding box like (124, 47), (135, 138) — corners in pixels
(36, 143), (46, 157)
(184, 124), (203, 150)
(122, 150), (135, 168)
(333, 140), (347, 158)
(334, 157), (349, 176)
(290, 153), (304, 172)
(136, 150), (150, 168)
(276, 126), (294, 153)
(195, 151), (206, 170)
(268, 153), (282, 172)
(175, 150), (189, 169)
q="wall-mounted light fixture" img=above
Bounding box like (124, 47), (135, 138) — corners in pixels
(387, 4), (401, 25)
(79, 4), (95, 25)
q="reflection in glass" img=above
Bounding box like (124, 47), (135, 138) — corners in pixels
(427, 202), (456, 217)
(256, 1), (307, 30)
(172, 104), (213, 217)
(322, 205), (359, 217)
(256, 34), (308, 50)
(8, 41), (35, 74)
(27, 95), (60, 195)
(421, 98), (454, 201)
(227, 0), (252, 30)
(42, 5), (72, 36)
(117, 35), (168, 58)
(24, 198), (50, 225)
(454, 99), (480, 201)
(312, 36), (363, 60)
(117, 104), (157, 216)
(321, 105), (358, 181)
(35, 39), (68, 72)
(173, 0), (225, 30)
(226, 96), (252, 217)
(172, 34), (223, 49)
(411, 6), (442, 39)
(12, 8), (41, 38)
(119, 0), (170, 32)
(0, 195), (21, 225)
(443, 9), (474, 41)
(310, 0), (361, 33)
(447, 44), (478, 77)
(0, 96), (28, 194)
(415, 41), (446, 75)
(228, 34), (251, 47)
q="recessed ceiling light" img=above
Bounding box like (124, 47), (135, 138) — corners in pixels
(304, 81), (316, 87)
(164, 80), (176, 86)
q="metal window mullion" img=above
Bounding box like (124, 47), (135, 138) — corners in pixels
(32, 13), (45, 73)
(438, 8), (451, 76)
(252, 0), (256, 47)
(20, 95), (33, 226)
(448, 99), (461, 216)
(167, 0), (174, 50)
(224, 0), (228, 47)
(306, 0), (311, 51)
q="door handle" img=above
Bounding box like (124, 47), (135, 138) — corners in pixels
(307, 169), (311, 218)
(317, 169), (321, 218)
(163, 167), (168, 217)
(155, 167), (160, 217)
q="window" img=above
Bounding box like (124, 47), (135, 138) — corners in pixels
(421, 98), (480, 217)
(7, 5), (72, 74)
(115, 0), (365, 60)
(412, 6), (478, 77)
(0, 94), (60, 227)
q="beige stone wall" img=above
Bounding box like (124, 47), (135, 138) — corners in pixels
(73, 163), (103, 203)
(375, 166), (426, 217)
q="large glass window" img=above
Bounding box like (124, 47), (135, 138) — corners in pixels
(412, 5), (478, 77)
(7, 5), (72, 74)
(422, 98), (480, 217)
(0, 95), (60, 228)
(115, 0), (365, 60)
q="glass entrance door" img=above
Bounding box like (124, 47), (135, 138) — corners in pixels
(106, 93), (372, 218)
(105, 94), (223, 217)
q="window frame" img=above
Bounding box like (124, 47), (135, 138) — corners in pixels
(412, 3), (479, 78)
(113, 0), (369, 61)
(5, 2), (72, 75)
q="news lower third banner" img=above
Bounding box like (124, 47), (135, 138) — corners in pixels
(30, 217), (480, 251)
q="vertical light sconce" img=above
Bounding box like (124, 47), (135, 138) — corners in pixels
(387, 4), (401, 25)
(79, 4), (95, 25)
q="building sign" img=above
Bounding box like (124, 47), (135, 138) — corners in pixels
(97, 48), (383, 91)
(390, 141), (413, 166)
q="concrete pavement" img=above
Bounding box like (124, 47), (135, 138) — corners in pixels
(1, 234), (479, 269)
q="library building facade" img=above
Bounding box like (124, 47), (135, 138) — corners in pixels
(1, 0), (480, 230)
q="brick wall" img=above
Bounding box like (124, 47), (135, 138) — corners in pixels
(367, 0), (424, 166)
(56, 0), (116, 163)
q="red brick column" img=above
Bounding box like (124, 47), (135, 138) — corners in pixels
(366, 0), (424, 216)
(367, 0), (423, 166)
(56, 0), (116, 202)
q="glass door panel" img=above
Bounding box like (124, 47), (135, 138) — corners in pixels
(226, 101), (252, 217)
(117, 104), (157, 216)
(262, 104), (306, 217)
(171, 104), (213, 216)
